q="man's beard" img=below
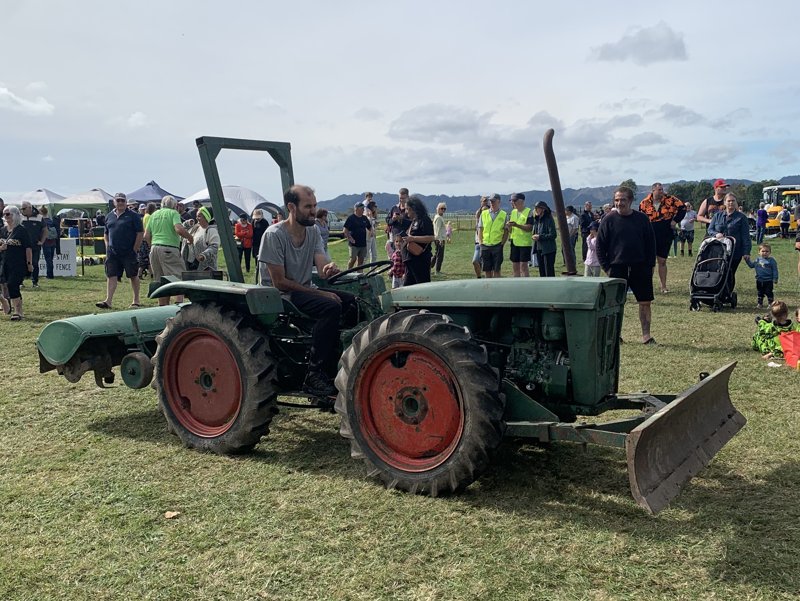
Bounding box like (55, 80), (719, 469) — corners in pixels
(298, 214), (316, 227)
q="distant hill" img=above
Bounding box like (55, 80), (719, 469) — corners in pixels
(319, 178), (769, 215)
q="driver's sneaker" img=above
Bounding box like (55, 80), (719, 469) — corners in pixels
(302, 370), (337, 398)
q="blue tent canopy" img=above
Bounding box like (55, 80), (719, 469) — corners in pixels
(126, 180), (184, 202)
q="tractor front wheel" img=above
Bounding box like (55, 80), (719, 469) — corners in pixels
(153, 302), (278, 454)
(336, 310), (505, 496)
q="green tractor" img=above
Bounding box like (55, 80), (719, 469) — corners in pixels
(36, 136), (745, 514)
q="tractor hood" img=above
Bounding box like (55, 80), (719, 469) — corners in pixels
(385, 277), (627, 311)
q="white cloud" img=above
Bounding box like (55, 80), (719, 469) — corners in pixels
(388, 104), (490, 144)
(0, 86), (54, 116)
(711, 108), (752, 130)
(684, 146), (740, 167)
(562, 114), (646, 150)
(126, 111), (149, 129)
(41, 155), (54, 162)
(593, 22), (687, 66)
(26, 81), (48, 92)
(254, 97), (286, 113)
(527, 111), (565, 132)
(768, 144), (797, 166)
(654, 103), (705, 127)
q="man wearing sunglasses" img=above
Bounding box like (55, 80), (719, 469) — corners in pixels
(95, 192), (144, 309)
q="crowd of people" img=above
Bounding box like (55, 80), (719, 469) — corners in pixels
(4, 181), (800, 366)
(0, 192), (273, 316)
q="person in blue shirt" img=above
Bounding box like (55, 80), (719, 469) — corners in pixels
(95, 192), (144, 309)
(755, 202), (769, 244)
(745, 243), (779, 308)
(707, 192), (751, 296)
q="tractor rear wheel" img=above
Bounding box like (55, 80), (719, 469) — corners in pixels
(336, 310), (505, 496)
(153, 302), (278, 454)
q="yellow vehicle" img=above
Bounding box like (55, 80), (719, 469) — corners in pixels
(765, 190), (799, 233)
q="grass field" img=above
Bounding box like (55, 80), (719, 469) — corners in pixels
(2, 228), (799, 600)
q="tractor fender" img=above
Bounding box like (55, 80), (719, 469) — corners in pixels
(150, 279), (283, 316)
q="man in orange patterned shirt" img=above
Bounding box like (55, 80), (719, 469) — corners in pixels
(638, 182), (685, 294)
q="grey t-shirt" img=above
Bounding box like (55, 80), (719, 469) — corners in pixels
(259, 221), (324, 289)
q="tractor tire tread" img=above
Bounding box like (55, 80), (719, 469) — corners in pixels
(153, 301), (278, 455)
(336, 309), (505, 497)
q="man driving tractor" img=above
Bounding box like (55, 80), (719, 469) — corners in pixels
(259, 184), (356, 397)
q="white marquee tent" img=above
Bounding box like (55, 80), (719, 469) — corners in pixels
(183, 185), (284, 220)
(0, 188), (66, 207)
(18, 188), (67, 206)
(54, 188), (113, 215)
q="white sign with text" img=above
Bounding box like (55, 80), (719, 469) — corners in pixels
(37, 238), (77, 277)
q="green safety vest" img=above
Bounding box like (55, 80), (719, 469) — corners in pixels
(481, 210), (507, 245)
(509, 207), (531, 247)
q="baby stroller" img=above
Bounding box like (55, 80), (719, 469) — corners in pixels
(689, 236), (737, 312)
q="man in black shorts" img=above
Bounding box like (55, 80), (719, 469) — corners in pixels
(506, 192), (533, 277)
(96, 192), (144, 309)
(596, 186), (657, 345)
(478, 193), (508, 278)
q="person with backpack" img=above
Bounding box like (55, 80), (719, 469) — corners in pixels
(39, 206), (58, 279)
(779, 205), (791, 239)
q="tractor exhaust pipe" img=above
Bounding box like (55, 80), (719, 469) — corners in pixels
(543, 129), (577, 276)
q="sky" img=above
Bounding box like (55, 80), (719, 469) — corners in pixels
(2, 0), (798, 204)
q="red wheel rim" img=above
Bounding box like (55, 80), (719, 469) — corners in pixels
(162, 327), (243, 437)
(355, 342), (464, 472)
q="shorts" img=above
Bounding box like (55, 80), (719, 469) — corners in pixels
(679, 229), (695, 243)
(481, 244), (503, 272)
(150, 244), (185, 279)
(472, 243), (481, 264)
(510, 243), (532, 263)
(348, 245), (367, 261)
(607, 263), (654, 303)
(105, 248), (139, 279)
(652, 222), (673, 259)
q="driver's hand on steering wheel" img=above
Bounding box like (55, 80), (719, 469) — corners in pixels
(322, 262), (340, 278)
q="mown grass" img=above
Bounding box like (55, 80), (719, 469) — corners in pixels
(1, 228), (799, 600)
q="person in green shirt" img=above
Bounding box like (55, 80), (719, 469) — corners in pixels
(144, 195), (194, 306)
(752, 301), (799, 359)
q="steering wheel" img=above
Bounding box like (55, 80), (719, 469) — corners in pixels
(327, 260), (392, 285)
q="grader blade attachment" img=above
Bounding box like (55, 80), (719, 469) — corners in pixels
(626, 362), (745, 514)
